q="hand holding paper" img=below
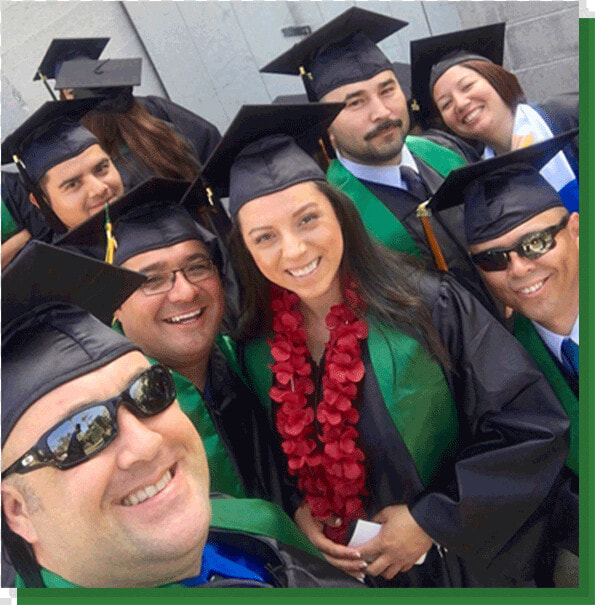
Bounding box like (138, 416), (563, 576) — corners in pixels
(354, 505), (433, 580)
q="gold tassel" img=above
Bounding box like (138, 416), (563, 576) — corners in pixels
(206, 187), (215, 207)
(298, 65), (313, 81)
(416, 202), (448, 272)
(104, 203), (117, 264)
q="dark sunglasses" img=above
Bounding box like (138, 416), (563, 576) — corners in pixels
(470, 216), (569, 272)
(1, 365), (176, 479)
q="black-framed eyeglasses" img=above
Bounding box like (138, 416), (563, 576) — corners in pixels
(1, 365), (176, 479)
(140, 258), (216, 296)
(470, 216), (570, 272)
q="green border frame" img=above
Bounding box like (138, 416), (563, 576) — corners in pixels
(13, 14), (593, 605)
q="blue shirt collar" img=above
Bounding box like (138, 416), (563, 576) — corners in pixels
(335, 144), (419, 189)
(532, 314), (579, 363)
(179, 540), (267, 586)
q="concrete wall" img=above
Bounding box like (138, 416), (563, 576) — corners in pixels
(1, 1), (579, 136)
(457, 1), (578, 102)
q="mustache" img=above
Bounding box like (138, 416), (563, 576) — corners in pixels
(364, 119), (403, 141)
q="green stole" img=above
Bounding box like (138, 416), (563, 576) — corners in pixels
(1, 199), (21, 243)
(514, 315), (578, 475)
(16, 499), (320, 588)
(111, 322), (246, 498)
(326, 136), (467, 257)
(244, 318), (458, 487)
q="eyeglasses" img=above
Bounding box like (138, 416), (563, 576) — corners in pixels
(1, 365), (176, 479)
(140, 258), (215, 296)
(470, 216), (569, 272)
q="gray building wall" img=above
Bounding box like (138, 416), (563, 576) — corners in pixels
(1, 1), (579, 136)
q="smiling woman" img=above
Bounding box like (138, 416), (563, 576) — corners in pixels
(198, 103), (572, 587)
(410, 23), (579, 214)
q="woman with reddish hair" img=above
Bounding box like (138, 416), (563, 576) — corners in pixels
(411, 23), (578, 213)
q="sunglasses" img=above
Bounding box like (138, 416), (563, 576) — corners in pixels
(470, 216), (569, 272)
(1, 365), (176, 479)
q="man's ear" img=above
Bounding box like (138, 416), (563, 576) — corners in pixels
(327, 129), (337, 149)
(568, 212), (579, 241)
(29, 192), (40, 209)
(1, 483), (39, 545)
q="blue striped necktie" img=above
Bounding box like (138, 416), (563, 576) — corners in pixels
(400, 166), (429, 201)
(561, 337), (579, 380)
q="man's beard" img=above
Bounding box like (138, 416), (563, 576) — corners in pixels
(337, 119), (407, 166)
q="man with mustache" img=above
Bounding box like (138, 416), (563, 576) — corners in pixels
(261, 8), (495, 313)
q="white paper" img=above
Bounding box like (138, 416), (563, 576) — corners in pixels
(347, 519), (427, 565)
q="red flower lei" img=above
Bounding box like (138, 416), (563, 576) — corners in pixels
(269, 284), (369, 544)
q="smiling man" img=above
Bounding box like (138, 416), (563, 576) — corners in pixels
(1, 242), (360, 588)
(260, 7), (495, 313)
(1, 99), (124, 238)
(57, 177), (294, 507)
(429, 132), (579, 587)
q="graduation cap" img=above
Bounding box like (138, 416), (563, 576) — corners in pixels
(200, 103), (343, 215)
(410, 23), (505, 125)
(34, 37), (110, 82)
(1, 98), (104, 232)
(392, 61), (412, 100)
(272, 61), (411, 105)
(1, 240), (144, 586)
(2, 240), (145, 446)
(1, 98), (102, 184)
(428, 128), (578, 245)
(260, 7), (407, 101)
(55, 57), (142, 94)
(55, 176), (219, 266)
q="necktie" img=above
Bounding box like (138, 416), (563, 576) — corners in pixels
(400, 166), (429, 201)
(561, 337), (579, 380)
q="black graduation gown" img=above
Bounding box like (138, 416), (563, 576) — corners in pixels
(205, 344), (300, 513)
(346, 271), (569, 586)
(358, 152), (499, 317)
(533, 93), (579, 176)
(138, 95), (221, 166)
(243, 270), (569, 587)
(407, 271), (569, 586)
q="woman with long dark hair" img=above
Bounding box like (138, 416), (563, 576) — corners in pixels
(58, 64), (228, 237)
(201, 109), (569, 587)
(410, 24), (578, 213)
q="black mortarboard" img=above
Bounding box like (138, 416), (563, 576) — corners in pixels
(55, 177), (218, 266)
(1, 98), (102, 184)
(55, 57), (142, 92)
(428, 128), (578, 245)
(410, 23), (505, 124)
(392, 61), (412, 100)
(260, 7), (407, 101)
(34, 37), (110, 81)
(200, 103), (343, 215)
(272, 93), (309, 105)
(1, 240), (145, 446)
(272, 62), (411, 104)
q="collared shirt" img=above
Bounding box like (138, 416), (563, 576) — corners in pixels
(533, 315), (579, 365)
(20, 540), (268, 588)
(335, 144), (419, 190)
